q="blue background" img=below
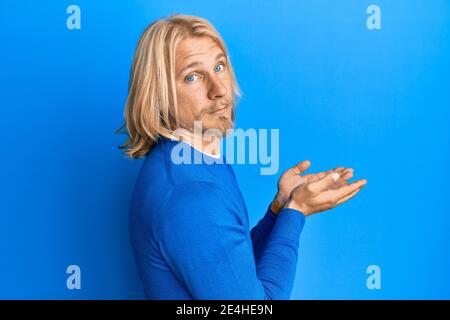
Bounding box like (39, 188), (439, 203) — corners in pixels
(1, 0), (449, 299)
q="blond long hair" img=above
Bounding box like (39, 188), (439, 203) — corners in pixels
(116, 14), (241, 158)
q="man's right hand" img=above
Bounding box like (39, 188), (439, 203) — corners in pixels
(285, 171), (367, 216)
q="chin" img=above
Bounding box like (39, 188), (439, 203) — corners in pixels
(203, 116), (234, 137)
(217, 114), (234, 134)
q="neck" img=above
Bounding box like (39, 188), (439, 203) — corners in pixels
(171, 130), (222, 157)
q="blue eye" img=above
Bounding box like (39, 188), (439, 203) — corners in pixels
(214, 63), (224, 73)
(185, 74), (198, 83)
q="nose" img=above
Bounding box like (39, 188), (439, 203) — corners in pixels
(207, 75), (227, 101)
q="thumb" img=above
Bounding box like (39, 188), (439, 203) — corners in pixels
(291, 160), (311, 175)
(308, 171), (341, 194)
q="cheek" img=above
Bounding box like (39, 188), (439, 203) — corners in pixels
(221, 74), (233, 97)
(177, 86), (208, 117)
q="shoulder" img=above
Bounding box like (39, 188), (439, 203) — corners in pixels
(142, 136), (218, 186)
(132, 138), (236, 234)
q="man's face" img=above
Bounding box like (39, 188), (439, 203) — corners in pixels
(175, 36), (234, 136)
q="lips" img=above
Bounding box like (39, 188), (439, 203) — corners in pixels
(210, 104), (229, 115)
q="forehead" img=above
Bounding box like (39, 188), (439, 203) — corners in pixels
(175, 36), (224, 65)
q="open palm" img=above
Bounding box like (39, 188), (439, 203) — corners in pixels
(276, 160), (354, 206)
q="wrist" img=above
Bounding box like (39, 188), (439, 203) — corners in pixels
(285, 199), (309, 216)
(270, 193), (285, 215)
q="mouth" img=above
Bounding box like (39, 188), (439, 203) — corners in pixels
(209, 104), (230, 115)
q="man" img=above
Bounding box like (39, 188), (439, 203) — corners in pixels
(118, 14), (367, 299)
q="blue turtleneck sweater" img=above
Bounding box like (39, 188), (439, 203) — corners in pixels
(129, 137), (306, 299)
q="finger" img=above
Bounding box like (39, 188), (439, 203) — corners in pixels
(324, 169), (352, 190)
(327, 166), (345, 174)
(318, 167), (345, 179)
(306, 167), (346, 182)
(321, 179), (367, 202)
(340, 168), (353, 179)
(308, 171), (343, 194)
(335, 168), (353, 185)
(292, 160), (311, 175)
(335, 184), (365, 205)
(330, 168), (353, 190)
(327, 168), (353, 186)
(329, 180), (348, 190)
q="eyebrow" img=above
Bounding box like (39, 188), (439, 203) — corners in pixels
(177, 53), (226, 78)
